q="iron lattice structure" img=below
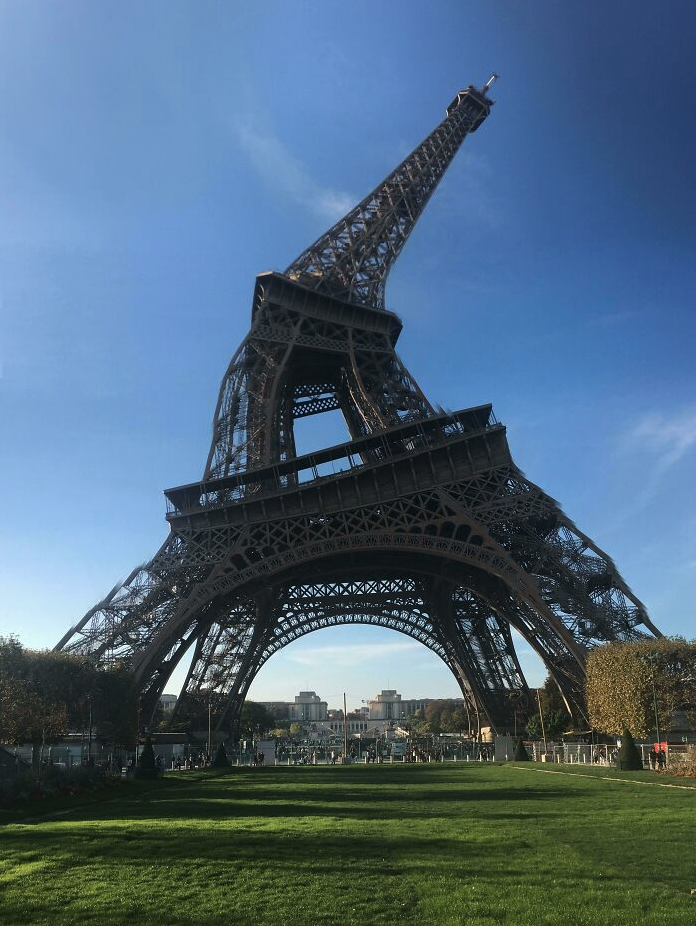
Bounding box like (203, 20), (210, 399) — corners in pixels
(57, 78), (660, 732)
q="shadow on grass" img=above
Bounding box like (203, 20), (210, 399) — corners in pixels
(0, 823), (541, 873)
(28, 778), (581, 825)
(6, 812), (691, 906)
(4, 764), (590, 827)
(3, 764), (694, 924)
(0, 822), (547, 926)
(74, 796), (571, 823)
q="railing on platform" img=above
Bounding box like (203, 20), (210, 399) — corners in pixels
(165, 406), (500, 519)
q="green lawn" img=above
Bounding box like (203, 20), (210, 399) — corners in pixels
(1, 763), (694, 925)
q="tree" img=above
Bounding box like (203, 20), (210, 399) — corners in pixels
(617, 728), (643, 771)
(450, 707), (470, 735)
(520, 676), (572, 741)
(504, 688), (535, 734)
(135, 736), (159, 779)
(537, 675), (572, 716)
(0, 637), (137, 749)
(513, 737), (530, 761)
(169, 689), (239, 736)
(0, 639), (89, 746)
(525, 709), (570, 741)
(0, 636), (27, 720)
(407, 709), (430, 735)
(92, 663), (138, 750)
(212, 742), (229, 767)
(425, 700), (446, 733)
(239, 701), (274, 737)
(586, 638), (696, 738)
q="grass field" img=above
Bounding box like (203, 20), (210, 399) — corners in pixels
(1, 763), (694, 925)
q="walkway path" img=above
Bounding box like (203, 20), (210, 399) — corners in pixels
(510, 763), (696, 791)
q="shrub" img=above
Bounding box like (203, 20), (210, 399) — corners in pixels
(212, 743), (229, 767)
(134, 738), (160, 780)
(668, 746), (696, 778)
(138, 738), (156, 768)
(513, 737), (530, 761)
(0, 763), (109, 809)
(617, 728), (644, 771)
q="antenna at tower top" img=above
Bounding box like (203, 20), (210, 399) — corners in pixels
(482, 73), (499, 95)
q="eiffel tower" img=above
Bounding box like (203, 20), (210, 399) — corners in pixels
(57, 76), (660, 733)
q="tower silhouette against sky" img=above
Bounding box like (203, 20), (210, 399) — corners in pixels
(57, 77), (660, 732)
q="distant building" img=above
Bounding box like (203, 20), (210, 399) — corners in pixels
(256, 688), (471, 737)
(258, 692), (327, 724)
(320, 712), (372, 735)
(158, 693), (178, 715)
(287, 691), (328, 722)
(366, 689), (431, 721)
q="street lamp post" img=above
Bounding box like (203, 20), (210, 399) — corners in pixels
(87, 694), (93, 764)
(647, 653), (661, 747)
(536, 688), (548, 756)
(343, 693), (348, 762)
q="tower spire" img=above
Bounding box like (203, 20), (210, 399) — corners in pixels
(284, 79), (496, 310)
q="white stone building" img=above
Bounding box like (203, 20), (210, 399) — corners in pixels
(158, 693), (178, 715)
(366, 689), (431, 721)
(287, 691), (328, 722)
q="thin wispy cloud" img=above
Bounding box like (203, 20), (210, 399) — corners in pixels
(612, 407), (696, 514)
(628, 408), (696, 472)
(285, 640), (422, 668)
(234, 120), (354, 221)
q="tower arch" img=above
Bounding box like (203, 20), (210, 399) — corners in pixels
(131, 535), (586, 733)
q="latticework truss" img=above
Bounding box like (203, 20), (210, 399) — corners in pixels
(57, 78), (661, 735)
(285, 82), (494, 310)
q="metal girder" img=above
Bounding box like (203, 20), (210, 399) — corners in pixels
(171, 576), (523, 733)
(56, 79), (661, 737)
(285, 83), (494, 310)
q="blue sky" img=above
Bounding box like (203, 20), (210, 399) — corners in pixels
(1, 1), (694, 710)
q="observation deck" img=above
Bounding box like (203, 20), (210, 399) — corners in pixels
(164, 406), (507, 530)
